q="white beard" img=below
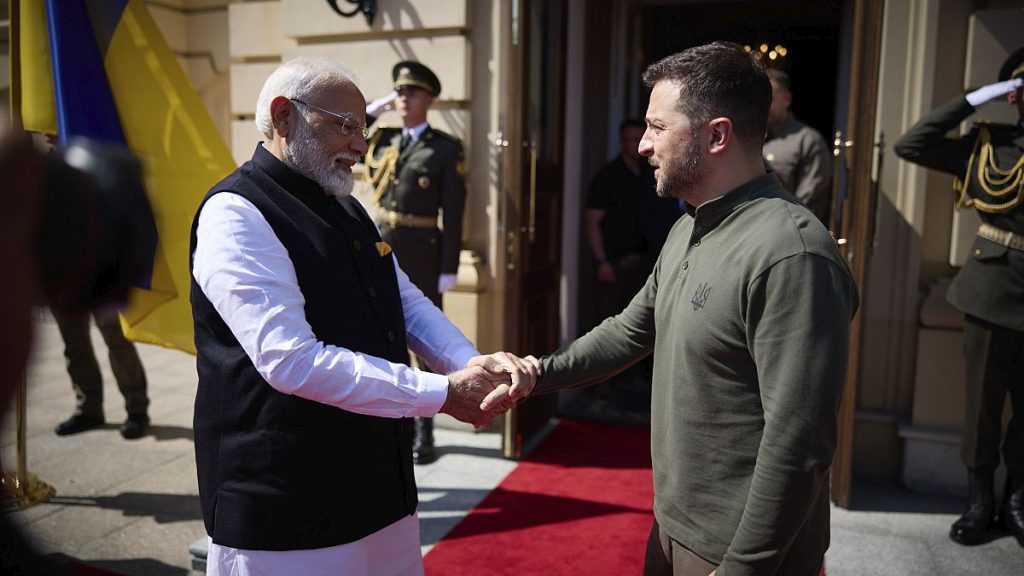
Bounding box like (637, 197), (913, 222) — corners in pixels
(283, 120), (355, 199)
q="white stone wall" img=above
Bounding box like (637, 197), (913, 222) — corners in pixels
(227, 0), (472, 163)
(222, 0), (500, 352)
(148, 1), (232, 145)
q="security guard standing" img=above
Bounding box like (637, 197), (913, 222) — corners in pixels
(365, 61), (467, 465)
(895, 47), (1024, 547)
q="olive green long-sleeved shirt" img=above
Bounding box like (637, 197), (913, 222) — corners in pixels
(537, 173), (858, 576)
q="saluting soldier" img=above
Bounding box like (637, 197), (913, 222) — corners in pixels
(895, 47), (1024, 548)
(364, 61), (467, 465)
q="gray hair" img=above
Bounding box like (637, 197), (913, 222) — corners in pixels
(254, 57), (358, 138)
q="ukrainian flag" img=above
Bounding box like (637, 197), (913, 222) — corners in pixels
(11, 0), (236, 354)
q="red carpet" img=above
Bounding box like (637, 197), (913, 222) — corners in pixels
(424, 419), (654, 575)
(68, 561), (125, 575)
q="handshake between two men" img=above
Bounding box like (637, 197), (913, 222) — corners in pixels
(440, 352), (542, 428)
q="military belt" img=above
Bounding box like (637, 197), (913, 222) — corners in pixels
(385, 211), (438, 230)
(978, 223), (1024, 252)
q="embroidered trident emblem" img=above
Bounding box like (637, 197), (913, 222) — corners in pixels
(691, 282), (711, 311)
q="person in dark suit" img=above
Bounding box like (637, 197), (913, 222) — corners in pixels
(586, 118), (652, 321)
(1, 132), (157, 575)
(50, 307), (150, 439)
(365, 61), (468, 464)
(40, 134), (151, 441)
(583, 119), (657, 417)
(894, 47), (1024, 547)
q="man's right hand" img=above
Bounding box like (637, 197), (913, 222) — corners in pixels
(465, 352), (541, 402)
(966, 77), (1023, 108)
(366, 90), (398, 117)
(440, 366), (513, 428)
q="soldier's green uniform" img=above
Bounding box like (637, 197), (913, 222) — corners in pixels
(365, 62), (467, 308)
(894, 48), (1024, 545)
(365, 61), (467, 465)
(366, 125), (466, 306)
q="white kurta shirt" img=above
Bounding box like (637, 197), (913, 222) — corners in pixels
(193, 191), (480, 576)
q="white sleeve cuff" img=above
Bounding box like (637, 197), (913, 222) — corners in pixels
(413, 371), (449, 417)
(438, 273), (458, 293)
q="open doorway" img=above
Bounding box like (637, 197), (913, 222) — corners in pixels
(643, 1), (842, 146)
(560, 0), (845, 428)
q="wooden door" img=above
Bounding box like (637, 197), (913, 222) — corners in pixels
(500, 0), (567, 459)
(829, 0), (886, 507)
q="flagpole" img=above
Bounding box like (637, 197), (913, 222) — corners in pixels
(1, 0), (56, 511)
(1, 374), (56, 511)
(8, 0), (22, 130)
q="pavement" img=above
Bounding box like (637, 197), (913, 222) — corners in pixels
(4, 313), (1024, 575)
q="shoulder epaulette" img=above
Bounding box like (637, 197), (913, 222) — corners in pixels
(428, 128), (464, 147)
(367, 125), (399, 145)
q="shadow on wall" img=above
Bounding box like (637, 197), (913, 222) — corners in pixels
(852, 187), (923, 480)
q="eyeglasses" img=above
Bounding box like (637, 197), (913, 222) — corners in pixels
(289, 98), (369, 139)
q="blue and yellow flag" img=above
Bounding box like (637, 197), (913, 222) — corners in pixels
(12, 0), (236, 354)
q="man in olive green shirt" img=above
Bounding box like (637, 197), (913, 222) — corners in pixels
(519, 43), (858, 576)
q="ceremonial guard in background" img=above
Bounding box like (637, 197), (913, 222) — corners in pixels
(365, 61), (468, 464)
(895, 47), (1024, 547)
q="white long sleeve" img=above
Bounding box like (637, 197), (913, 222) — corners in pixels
(192, 192), (479, 419)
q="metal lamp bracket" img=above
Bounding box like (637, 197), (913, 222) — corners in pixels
(326, 0), (377, 26)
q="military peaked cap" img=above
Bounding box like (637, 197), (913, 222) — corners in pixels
(998, 46), (1024, 82)
(392, 61), (441, 97)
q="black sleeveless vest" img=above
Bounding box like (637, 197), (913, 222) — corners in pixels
(190, 145), (417, 550)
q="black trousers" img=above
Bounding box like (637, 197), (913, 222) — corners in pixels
(51, 308), (149, 419)
(961, 315), (1024, 479)
(594, 252), (653, 321)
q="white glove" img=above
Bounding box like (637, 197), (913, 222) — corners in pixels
(966, 78), (1023, 108)
(366, 91), (398, 117)
(438, 273), (458, 294)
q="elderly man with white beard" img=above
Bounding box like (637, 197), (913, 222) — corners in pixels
(188, 57), (539, 576)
